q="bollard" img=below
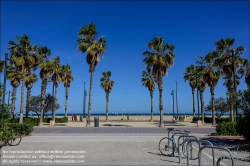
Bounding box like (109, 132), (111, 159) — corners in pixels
(94, 117), (99, 127)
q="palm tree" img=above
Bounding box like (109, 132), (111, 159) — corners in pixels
(8, 34), (37, 123)
(61, 64), (74, 117)
(142, 37), (175, 127)
(100, 71), (114, 122)
(51, 57), (63, 121)
(203, 52), (221, 125)
(195, 65), (207, 124)
(6, 69), (21, 119)
(183, 64), (197, 118)
(214, 38), (246, 121)
(25, 73), (38, 117)
(37, 46), (52, 125)
(141, 67), (155, 122)
(77, 23), (107, 126)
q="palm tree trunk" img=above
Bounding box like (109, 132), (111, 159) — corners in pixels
(25, 87), (31, 117)
(106, 93), (109, 122)
(192, 88), (195, 117)
(229, 91), (234, 121)
(150, 90), (153, 122)
(64, 87), (68, 117)
(200, 91), (205, 124)
(40, 79), (47, 125)
(19, 79), (25, 124)
(158, 77), (164, 127)
(87, 69), (94, 126)
(10, 87), (17, 119)
(53, 85), (58, 121)
(210, 86), (216, 125)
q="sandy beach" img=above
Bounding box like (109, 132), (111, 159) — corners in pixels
(66, 115), (193, 121)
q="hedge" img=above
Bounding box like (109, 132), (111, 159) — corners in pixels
(216, 121), (239, 136)
(192, 116), (230, 123)
(2, 117), (68, 126)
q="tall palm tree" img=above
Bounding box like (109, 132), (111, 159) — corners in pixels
(195, 65), (207, 124)
(142, 67), (155, 122)
(183, 64), (197, 117)
(77, 23), (107, 126)
(203, 52), (221, 125)
(61, 64), (74, 117)
(37, 46), (52, 125)
(8, 34), (37, 123)
(142, 37), (175, 127)
(6, 69), (21, 119)
(51, 57), (63, 121)
(100, 71), (114, 122)
(25, 73), (38, 117)
(214, 38), (246, 121)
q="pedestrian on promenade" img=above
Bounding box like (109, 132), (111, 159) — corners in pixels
(72, 114), (75, 121)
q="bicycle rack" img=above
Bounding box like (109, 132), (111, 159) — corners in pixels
(177, 135), (199, 163)
(198, 146), (234, 166)
(186, 139), (213, 166)
(217, 155), (250, 165)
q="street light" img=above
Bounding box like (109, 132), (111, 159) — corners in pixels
(196, 74), (200, 120)
(175, 81), (178, 120)
(171, 90), (174, 118)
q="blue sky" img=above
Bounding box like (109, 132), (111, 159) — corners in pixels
(1, 1), (249, 115)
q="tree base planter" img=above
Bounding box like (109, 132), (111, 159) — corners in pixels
(197, 120), (202, 127)
(50, 120), (55, 127)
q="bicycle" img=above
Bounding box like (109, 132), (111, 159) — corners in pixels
(7, 127), (22, 146)
(158, 128), (199, 160)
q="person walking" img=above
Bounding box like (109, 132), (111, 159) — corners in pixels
(72, 114), (75, 121)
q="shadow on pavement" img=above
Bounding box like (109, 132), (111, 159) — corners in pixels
(200, 136), (250, 152)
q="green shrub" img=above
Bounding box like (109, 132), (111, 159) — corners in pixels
(0, 124), (12, 145)
(216, 121), (239, 136)
(192, 116), (230, 124)
(4, 123), (34, 135)
(55, 116), (68, 123)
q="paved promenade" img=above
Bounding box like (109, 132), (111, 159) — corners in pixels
(1, 119), (249, 166)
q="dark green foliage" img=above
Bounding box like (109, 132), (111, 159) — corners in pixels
(29, 94), (60, 117)
(55, 116), (68, 123)
(192, 116), (230, 123)
(0, 124), (12, 145)
(205, 97), (230, 118)
(236, 89), (250, 142)
(216, 121), (239, 136)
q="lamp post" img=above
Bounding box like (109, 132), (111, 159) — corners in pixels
(171, 90), (174, 118)
(196, 74), (200, 120)
(175, 81), (178, 120)
(83, 82), (87, 118)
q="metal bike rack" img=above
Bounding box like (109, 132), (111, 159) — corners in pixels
(198, 146), (234, 166)
(217, 155), (250, 165)
(186, 139), (213, 166)
(177, 135), (199, 163)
